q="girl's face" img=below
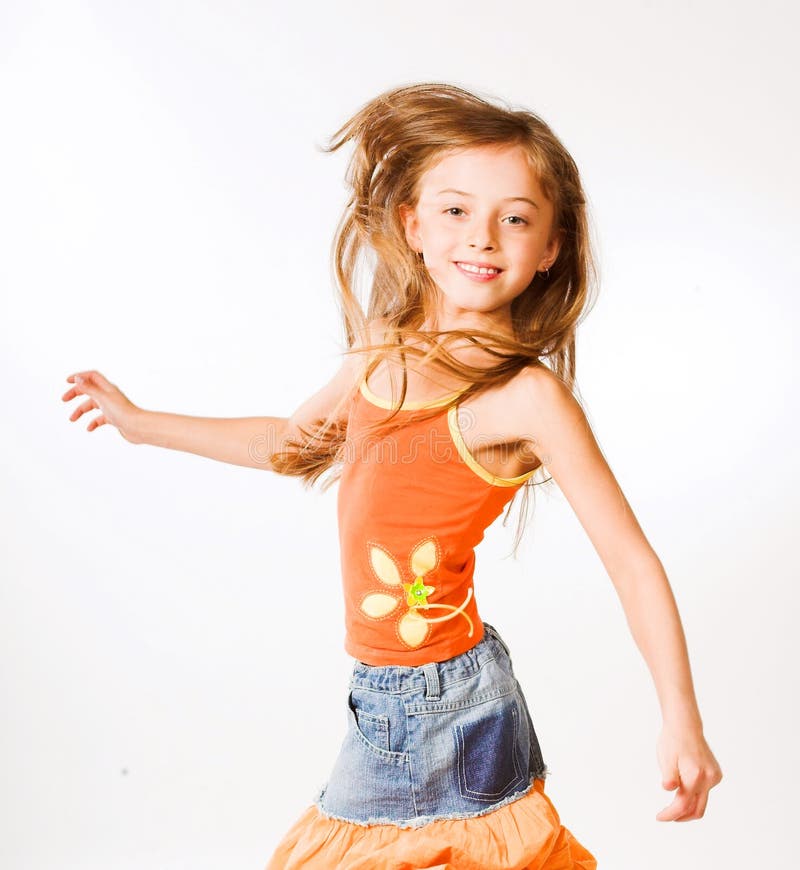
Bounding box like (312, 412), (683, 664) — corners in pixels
(399, 144), (562, 334)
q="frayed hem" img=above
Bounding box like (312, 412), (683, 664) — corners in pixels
(312, 773), (546, 829)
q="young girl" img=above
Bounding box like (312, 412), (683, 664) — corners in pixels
(63, 82), (722, 868)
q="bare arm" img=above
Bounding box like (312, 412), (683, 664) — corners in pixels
(131, 352), (366, 470)
(133, 410), (289, 470)
(515, 366), (723, 820)
(63, 323), (376, 471)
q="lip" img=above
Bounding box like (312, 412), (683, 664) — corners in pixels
(454, 261), (504, 281)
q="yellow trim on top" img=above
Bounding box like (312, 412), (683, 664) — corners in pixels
(447, 405), (538, 487)
(359, 375), (467, 411)
(358, 373), (538, 488)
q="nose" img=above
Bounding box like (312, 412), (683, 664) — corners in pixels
(466, 216), (496, 251)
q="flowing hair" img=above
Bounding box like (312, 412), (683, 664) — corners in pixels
(270, 81), (599, 557)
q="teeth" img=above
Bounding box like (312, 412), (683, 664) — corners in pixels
(458, 263), (499, 275)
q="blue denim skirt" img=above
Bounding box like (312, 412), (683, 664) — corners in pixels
(315, 622), (548, 828)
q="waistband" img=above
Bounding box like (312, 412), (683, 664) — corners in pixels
(350, 622), (512, 695)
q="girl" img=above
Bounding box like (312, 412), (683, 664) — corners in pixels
(63, 82), (722, 868)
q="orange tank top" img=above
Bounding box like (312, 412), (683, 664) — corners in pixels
(337, 372), (536, 666)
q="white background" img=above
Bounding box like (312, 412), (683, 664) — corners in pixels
(1, 1), (797, 868)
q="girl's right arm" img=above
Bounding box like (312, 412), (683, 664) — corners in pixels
(62, 329), (374, 472)
(62, 370), (289, 470)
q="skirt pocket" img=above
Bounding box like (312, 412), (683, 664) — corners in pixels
(348, 691), (392, 754)
(453, 693), (527, 803)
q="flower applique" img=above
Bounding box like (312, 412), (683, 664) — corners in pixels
(359, 536), (474, 648)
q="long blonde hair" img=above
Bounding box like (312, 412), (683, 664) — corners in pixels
(271, 81), (599, 556)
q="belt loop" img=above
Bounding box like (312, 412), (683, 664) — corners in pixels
(422, 662), (441, 700)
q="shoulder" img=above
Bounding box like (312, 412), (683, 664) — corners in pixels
(512, 362), (575, 405)
(504, 363), (588, 453)
(284, 317), (389, 438)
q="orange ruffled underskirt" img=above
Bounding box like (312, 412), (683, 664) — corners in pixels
(265, 778), (597, 870)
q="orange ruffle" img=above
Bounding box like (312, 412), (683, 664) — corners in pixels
(265, 778), (597, 870)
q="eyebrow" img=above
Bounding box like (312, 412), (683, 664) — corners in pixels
(435, 188), (540, 210)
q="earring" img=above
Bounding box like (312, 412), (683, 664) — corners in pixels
(537, 267), (550, 280)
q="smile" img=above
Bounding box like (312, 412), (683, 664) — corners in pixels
(455, 262), (502, 279)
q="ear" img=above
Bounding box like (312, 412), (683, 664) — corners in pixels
(398, 203), (422, 254)
(540, 226), (565, 271)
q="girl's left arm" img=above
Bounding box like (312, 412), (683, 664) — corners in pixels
(516, 367), (723, 822)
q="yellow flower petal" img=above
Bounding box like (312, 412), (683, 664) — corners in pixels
(369, 544), (403, 586)
(398, 610), (430, 647)
(361, 592), (400, 619)
(409, 538), (438, 577)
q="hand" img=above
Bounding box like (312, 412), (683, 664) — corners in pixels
(655, 720), (723, 821)
(62, 370), (145, 444)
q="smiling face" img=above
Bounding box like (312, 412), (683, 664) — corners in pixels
(399, 143), (562, 336)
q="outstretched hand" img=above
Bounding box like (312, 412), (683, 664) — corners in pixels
(655, 721), (723, 821)
(62, 370), (145, 444)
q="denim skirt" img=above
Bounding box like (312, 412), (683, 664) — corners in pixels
(315, 622), (548, 828)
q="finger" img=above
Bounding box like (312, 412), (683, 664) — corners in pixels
(72, 374), (96, 395)
(66, 376), (88, 398)
(87, 414), (107, 432)
(62, 384), (89, 402)
(693, 789), (710, 819)
(655, 791), (693, 822)
(677, 780), (711, 821)
(672, 792), (700, 821)
(660, 763), (680, 792)
(655, 799), (682, 821)
(69, 398), (98, 421)
(63, 373), (88, 399)
(666, 782), (706, 822)
(89, 370), (112, 388)
(672, 766), (704, 816)
(77, 370), (110, 389)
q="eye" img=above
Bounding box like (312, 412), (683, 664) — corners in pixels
(504, 215), (528, 226)
(444, 207), (465, 216)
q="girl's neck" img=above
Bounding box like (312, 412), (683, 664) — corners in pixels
(381, 320), (515, 395)
(420, 312), (516, 343)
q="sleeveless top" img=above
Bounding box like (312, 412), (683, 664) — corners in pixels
(336, 371), (537, 666)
